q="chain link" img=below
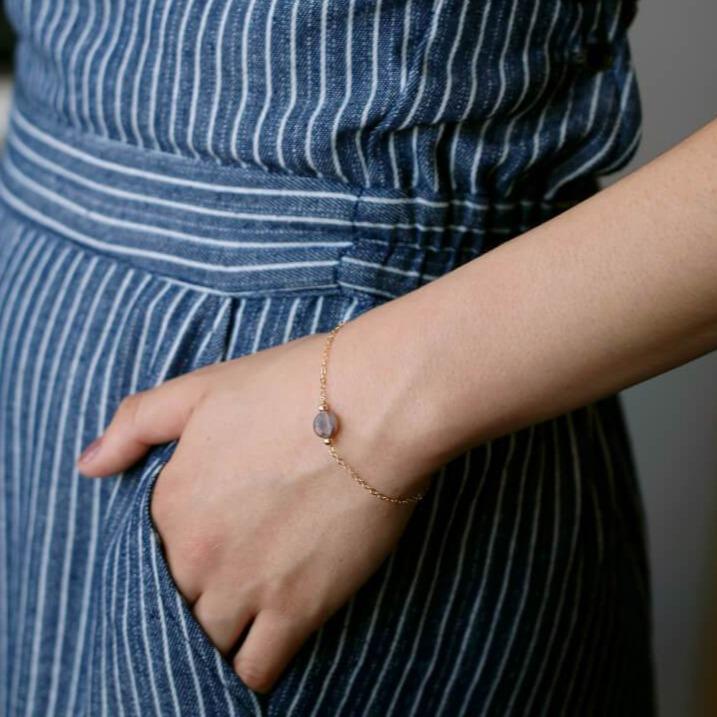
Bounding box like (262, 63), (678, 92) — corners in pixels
(316, 319), (426, 505)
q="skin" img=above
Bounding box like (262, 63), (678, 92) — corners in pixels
(77, 115), (717, 694)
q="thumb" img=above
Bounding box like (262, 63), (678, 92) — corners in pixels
(76, 373), (207, 477)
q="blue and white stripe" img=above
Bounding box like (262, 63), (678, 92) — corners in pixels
(0, 0), (654, 715)
(5, 0), (641, 196)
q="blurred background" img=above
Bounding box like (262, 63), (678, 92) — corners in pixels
(0, 10), (12, 137)
(0, 3), (714, 716)
(607, 2), (717, 716)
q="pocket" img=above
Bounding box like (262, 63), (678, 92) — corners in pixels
(97, 440), (266, 717)
(146, 440), (269, 716)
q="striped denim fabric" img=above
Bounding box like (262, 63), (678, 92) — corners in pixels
(0, 0), (654, 715)
(3, 0), (640, 198)
(0, 224), (655, 715)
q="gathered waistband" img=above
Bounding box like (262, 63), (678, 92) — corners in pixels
(0, 91), (588, 300)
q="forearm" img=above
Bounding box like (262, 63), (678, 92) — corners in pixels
(331, 116), (717, 491)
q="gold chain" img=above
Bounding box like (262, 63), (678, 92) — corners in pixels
(314, 319), (426, 505)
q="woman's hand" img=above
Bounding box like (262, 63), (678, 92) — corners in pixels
(75, 327), (435, 695)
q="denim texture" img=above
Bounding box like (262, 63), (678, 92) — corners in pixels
(0, 0), (654, 715)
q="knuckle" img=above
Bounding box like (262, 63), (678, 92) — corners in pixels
(263, 586), (298, 617)
(234, 657), (273, 693)
(115, 392), (144, 430)
(262, 585), (316, 623)
(160, 516), (226, 574)
(181, 531), (224, 572)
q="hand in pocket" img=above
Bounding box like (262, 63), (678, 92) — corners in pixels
(75, 328), (434, 694)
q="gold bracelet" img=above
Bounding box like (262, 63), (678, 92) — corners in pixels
(312, 319), (426, 505)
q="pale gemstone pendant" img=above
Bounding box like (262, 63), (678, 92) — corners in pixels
(313, 407), (338, 440)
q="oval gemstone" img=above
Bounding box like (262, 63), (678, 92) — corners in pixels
(313, 409), (338, 439)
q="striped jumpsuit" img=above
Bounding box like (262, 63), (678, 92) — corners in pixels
(0, 0), (655, 714)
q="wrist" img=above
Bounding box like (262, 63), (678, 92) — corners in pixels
(323, 298), (456, 497)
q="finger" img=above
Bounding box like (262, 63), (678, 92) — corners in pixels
(192, 589), (256, 655)
(233, 610), (314, 694)
(150, 494), (205, 606)
(76, 373), (208, 477)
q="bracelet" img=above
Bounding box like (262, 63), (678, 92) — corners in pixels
(312, 319), (426, 505)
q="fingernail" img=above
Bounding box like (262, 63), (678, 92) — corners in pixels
(77, 436), (103, 465)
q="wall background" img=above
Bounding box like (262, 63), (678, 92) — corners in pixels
(607, 2), (717, 716)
